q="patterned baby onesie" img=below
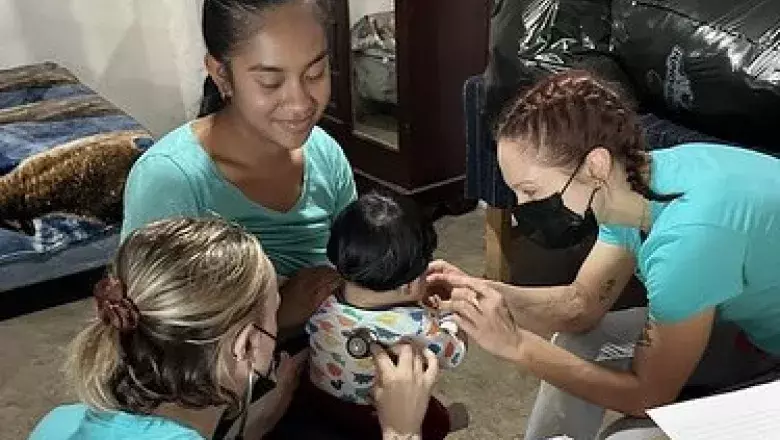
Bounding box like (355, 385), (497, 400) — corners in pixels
(306, 294), (467, 405)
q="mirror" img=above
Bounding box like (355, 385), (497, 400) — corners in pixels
(348, 0), (399, 150)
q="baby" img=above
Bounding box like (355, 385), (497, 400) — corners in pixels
(305, 192), (467, 438)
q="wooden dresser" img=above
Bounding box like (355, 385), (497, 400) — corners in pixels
(322, 0), (490, 216)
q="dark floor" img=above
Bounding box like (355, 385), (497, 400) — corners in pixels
(0, 268), (103, 321)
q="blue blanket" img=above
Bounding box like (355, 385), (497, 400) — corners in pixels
(0, 63), (153, 264)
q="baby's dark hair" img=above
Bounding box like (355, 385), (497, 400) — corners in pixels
(199, 0), (331, 116)
(328, 192), (437, 292)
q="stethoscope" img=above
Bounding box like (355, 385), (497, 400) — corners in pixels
(234, 370), (255, 440)
(345, 327), (383, 359)
(224, 329), (395, 439)
(345, 327), (409, 366)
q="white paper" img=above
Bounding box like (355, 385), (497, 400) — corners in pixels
(647, 380), (780, 440)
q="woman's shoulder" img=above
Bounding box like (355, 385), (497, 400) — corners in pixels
(139, 122), (208, 167)
(654, 142), (780, 171)
(30, 404), (89, 439)
(652, 143), (780, 209)
(148, 122), (199, 153)
(130, 122), (211, 179)
(31, 404), (204, 440)
(307, 125), (339, 145)
(305, 126), (348, 163)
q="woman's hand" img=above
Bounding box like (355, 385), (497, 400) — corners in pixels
(424, 260), (471, 306)
(277, 266), (342, 331)
(262, 349), (308, 422)
(372, 343), (439, 439)
(426, 259), (468, 279)
(274, 349), (309, 402)
(436, 274), (527, 363)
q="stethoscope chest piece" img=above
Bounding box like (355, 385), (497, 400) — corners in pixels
(345, 327), (379, 359)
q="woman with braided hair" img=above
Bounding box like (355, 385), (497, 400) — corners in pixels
(428, 70), (780, 439)
(29, 218), (439, 439)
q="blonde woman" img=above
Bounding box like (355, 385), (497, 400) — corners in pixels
(29, 218), (438, 440)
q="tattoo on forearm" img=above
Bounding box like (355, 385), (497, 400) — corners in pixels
(636, 320), (654, 348)
(599, 278), (617, 304)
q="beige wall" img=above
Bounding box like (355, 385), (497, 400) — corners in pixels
(0, 0), (399, 136)
(0, 0), (206, 137)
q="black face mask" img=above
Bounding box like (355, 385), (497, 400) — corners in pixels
(512, 161), (599, 249)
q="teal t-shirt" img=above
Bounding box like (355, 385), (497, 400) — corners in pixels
(599, 143), (780, 354)
(121, 123), (356, 278)
(29, 404), (203, 440)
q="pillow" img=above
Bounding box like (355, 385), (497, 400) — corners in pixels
(612, 0), (780, 151)
(0, 130), (148, 235)
(484, 0), (619, 122)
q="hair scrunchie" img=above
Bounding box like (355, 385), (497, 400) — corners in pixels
(93, 277), (139, 332)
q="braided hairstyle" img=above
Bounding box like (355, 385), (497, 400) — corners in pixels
(496, 70), (679, 202)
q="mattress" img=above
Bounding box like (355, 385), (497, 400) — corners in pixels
(0, 62), (153, 292)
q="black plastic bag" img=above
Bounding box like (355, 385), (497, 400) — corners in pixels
(351, 12), (397, 105)
(612, 0), (780, 151)
(484, 0), (618, 122)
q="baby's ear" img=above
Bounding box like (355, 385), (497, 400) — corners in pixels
(409, 277), (431, 299)
(421, 294), (442, 310)
(424, 281), (452, 302)
(419, 277), (443, 309)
